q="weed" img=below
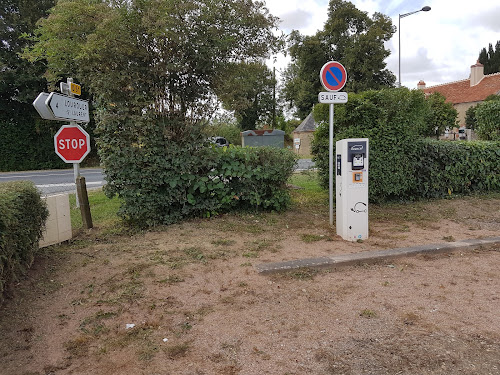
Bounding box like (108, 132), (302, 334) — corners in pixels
(156, 275), (185, 284)
(240, 262), (252, 267)
(211, 239), (236, 246)
(183, 247), (206, 262)
(442, 235), (456, 242)
(64, 334), (93, 357)
(275, 268), (318, 281)
(402, 312), (420, 326)
(301, 234), (324, 243)
(165, 342), (190, 359)
(360, 309), (377, 319)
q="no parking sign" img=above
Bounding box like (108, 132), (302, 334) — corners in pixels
(320, 61), (347, 92)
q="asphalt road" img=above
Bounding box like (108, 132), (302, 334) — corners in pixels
(0, 159), (315, 196)
(0, 168), (105, 196)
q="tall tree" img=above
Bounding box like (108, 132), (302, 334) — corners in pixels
(215, 61), (276, 130)
(0, 0), (54, 104)
(0, 0), (62, 171)
(24, 0), (283, 223)
(282, 0), (396, 119)
(478, 41), (500, 75)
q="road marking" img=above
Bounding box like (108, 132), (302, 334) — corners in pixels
(0, 170), (103, 179)
(36, 181), (104, 188)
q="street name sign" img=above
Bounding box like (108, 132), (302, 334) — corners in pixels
(46, 92), (90, 123)
(318, 92), (348, 104)
(54, 125), (91, 163)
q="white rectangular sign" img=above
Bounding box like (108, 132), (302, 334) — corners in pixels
(46, 92), (90, 123)
(33, 93), (57, 121)
(318, 91), (348, 104)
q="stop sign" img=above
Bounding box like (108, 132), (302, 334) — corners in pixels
(54, 125), (90, 163)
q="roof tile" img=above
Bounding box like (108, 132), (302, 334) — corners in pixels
(422, 73), (500, 104)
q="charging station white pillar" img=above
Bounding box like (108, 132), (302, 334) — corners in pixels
(336, 138), (369, 241)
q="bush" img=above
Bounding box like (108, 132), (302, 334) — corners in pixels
(312, 88), (429, 202)
(0, 181), (48, 302)
(475, 100), (500, 141)
(414, 140), (500, 197)
(203, 115), (242, 146)
(311, 88), (500, 202)
(103, 139), (297, 227)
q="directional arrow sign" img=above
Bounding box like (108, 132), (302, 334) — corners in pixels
(318, 92), (348, 104)
(46, 92), (90, 123)
(33, 92), (57, 121)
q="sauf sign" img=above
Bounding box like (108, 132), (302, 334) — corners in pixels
(54, 125), (90, 163)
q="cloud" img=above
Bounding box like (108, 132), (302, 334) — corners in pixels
(465, 7), (500, 32)
(278, 9), (314, 31)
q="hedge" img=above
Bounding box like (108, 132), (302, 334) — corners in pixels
(414, 140), (500, 198)
(312, 88), (500, 202)
(0, 181), (48, 302)
(103, 145), (297, 227)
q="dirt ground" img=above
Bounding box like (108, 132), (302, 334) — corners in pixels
(1, 192), (499, 375)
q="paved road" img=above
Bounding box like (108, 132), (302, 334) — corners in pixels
(296, 158), (315, 171)
(0, 168), (105, 196)
(0, 159), (315, 196)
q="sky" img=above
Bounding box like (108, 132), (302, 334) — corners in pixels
(264, 0), (500, 89)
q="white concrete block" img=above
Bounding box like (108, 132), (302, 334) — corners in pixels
(40, 194), (72, 248)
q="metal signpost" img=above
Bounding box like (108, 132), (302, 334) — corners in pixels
(318, 61), (348, 226)
(33, 78), (93, 228)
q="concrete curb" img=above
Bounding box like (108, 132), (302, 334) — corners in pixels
(255, 237), (500, 275)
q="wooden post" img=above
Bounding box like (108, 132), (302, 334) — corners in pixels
(76, 176), (93, 229)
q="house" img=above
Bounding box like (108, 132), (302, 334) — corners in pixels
(292, 113), (318, 156)
(418, 61), (500, 127)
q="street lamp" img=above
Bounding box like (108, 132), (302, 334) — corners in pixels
(398, 6), (431, 87)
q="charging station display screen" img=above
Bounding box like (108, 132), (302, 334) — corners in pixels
(352, 154), (363, 168)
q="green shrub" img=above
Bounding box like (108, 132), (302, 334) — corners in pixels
(475, 100), (500, 141)
(203, 115), (242, 146)
(311, 88), (500, 201)
(0, 181), (48, 301)
(414, 140), (500, 197)
(312, 88), (429, 202)
(103, 138), (297, 227)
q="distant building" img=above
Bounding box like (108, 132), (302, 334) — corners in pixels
(292, 113), (318, 156)
(418, 61), (500, 126)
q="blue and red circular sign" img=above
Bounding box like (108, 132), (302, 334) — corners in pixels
(320, 61), (347, 92)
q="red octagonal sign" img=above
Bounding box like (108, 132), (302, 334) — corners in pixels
(54, 125), (90, 163)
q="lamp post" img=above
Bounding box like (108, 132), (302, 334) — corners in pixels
(398, 6), (431, 87)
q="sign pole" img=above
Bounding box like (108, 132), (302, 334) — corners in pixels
(319, 61), (347, 227)
(329, 103), (334, 226)
(62, 78), (82, 208)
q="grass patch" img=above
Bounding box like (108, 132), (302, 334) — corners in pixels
(289, 171), (328, 208)
(69, 190), (123, 231)
(211, 239), (236, 247)
(301, 234), (325, 243)
(165, 342), (190, 359)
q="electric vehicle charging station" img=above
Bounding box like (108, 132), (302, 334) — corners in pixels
(336, 138), (369, 241)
